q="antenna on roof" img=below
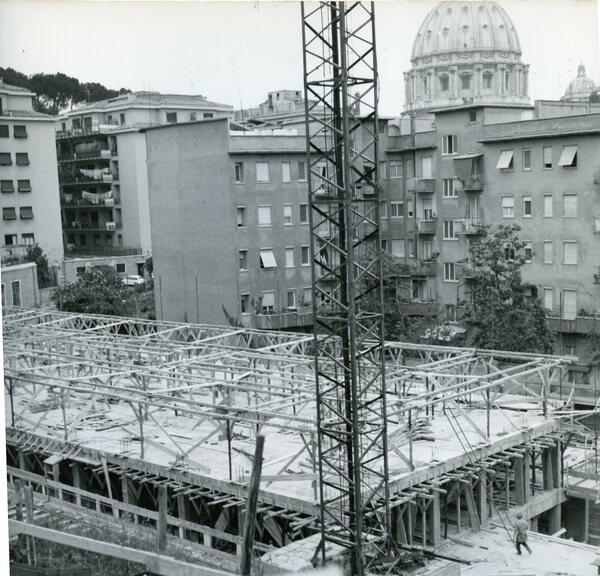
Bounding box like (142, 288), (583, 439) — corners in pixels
(232, 59), (246, 133)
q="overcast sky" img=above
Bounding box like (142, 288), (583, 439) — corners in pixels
(0, 0), (598, 116)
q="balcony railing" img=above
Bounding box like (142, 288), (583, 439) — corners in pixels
(546, 315), (600, 334)
(411, 261), (437, 276)
(60, 174), (115, 186)
(397, 299), (440, 315)
(417, 218), (437, 235)
(462, 218), (485, 235)
(415, 178), (436, 193)
(1, 246), (31, 267)
(65, 246), (143, 258)
(253, 308), (313, 330)
(461, 174), (484, 192)
(62, 197), (118, 208)
(64, 221), (122, 231)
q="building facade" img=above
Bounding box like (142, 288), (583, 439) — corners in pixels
(56, 92), (233, 279)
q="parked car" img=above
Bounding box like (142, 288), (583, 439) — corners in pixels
(123, 274), (145, 286)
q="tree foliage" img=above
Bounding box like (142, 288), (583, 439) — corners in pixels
(25, 243), (52, 288)
(0, 67), (129, 115)
(52, 266), (129, 315)
(464, 224), (553, 353)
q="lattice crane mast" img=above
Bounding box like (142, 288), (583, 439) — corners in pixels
(301, 3), (391, 575)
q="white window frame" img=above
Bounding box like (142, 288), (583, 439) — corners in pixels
(421, 157), (432, 178)
(558, 145), (577, 168)
(256, 162), (270, 183)
(303, 287), (312, 305)
(543, 146), (553, 169)
(234, 162), (244, 183)
(391, 239), (405, 258)
(299, 203), (309, 224)
(240, 294), (250, 315)
(260, 249), (277, 269)
(389, 161), (403, 179)
(379, 161), (387, 180)
(543, 195), (553, 218)
(257, 205), (272, 227)
(236, 206), (247, 228)
(301, 245), (310, 266)
(283, 204), (293, 225)
(261, 291), (275, 312)
(522, 149), (531, 171)
(442, 178), (457, 198)
(390, 201), (404, 218)
(443, 220), (458, 240)
(298, 161), (307, 182)
(523, 195), (532, 218)
(282, 162), (291, 183)
(287, 289), (296, 309)
(543, 288), (553, 311)
(543, 241), (553, 264)
(501, 196), (514, 218)
(11, 279), (21, 306)
(563, 194), (577, 218)
(562, 289), (577, 320)
(443, 262), (457, 283)
(407, 199), (414, 218)
(563, 241), (578, 265)
(442, 135), (457, 156)
(496, 150), (514, 170)
(379, 201), (388, 219)
(524, 240), (532, 263)
(239, 249), (248, 271)
(285, 247), (294, 268)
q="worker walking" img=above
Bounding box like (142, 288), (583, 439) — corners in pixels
(514, 512), (532, 555)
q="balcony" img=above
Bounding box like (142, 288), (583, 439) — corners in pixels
(60, 174), (115, 187)
(417, 218), (437, 235)
(253, 308), (313, 330)
(461, 174), (484, 192)
(462, 218), (485, 236)
(546, 315), (600, 335)
(65, 246), (143, 258)
(411, 261), (437, 276)
(414, 178), (436, 194)
(62, 197), (118, 208)
(63, 221), (122, 231)
(1, 246), (31, 267)
(397, 299), (440, 316)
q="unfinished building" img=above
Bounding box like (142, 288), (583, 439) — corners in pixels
(3, 307), (589, 574)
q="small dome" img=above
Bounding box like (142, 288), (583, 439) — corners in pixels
(562, 63), (597, 101)
(412, 0), (521, 61)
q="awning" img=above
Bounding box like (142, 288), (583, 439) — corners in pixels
(453, 153), (483, 160)
(260, 249), (277, 269)
(558, 145), (577, 167)
(496, 150), (514, 170)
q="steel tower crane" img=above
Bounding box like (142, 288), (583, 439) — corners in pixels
(301, 3), (391, 574)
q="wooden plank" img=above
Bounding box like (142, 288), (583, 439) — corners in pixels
(158, 485), (168, 552)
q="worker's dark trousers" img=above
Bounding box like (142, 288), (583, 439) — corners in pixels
(516, 539), (531, 554)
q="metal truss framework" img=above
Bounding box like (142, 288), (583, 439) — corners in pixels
(302, 2), (389, 572)
(3, 308), (574, 570)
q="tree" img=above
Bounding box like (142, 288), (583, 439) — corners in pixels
(464, 224), (553, 353)
(52, 266), (129, 316)
(25, 243), (51, 288)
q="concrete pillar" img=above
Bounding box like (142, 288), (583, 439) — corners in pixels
(548, 504), (561, 534)
(514, 459), (525, 506)
(177, 495), (188, 540)
(523, 450), (531, 503)
(585, 498), (590, 543)
(474, 64), (483, 97)
(543, 448), (554, 491)
(449, 66), (458, 99)
(478, 472), (488, 527)
(72, 463), (82, 506)
(553, 441), (562, 489)
(430, 492), (441, 546)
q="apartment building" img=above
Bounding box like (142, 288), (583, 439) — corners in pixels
(145, 117), (313, 328)
(56, 92), (233, 281)
(0, 80), (63, 305)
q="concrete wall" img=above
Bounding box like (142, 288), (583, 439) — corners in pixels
(1, 262), (40, 308)
(62, 254), (146, 284)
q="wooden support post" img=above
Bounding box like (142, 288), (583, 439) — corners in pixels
(584, 498), (590, 543)
(430, 492), (441, 546)
(177, 495), (188, 540)
(121, 476), (130, 522)
(421, 500), (427, 545)
(478, 472), (488, 527)
(504, 464), (510, 510)
(395, 506), (407, 544)
(514, 458), (525, 506)
(240, 434), (265, 576)
(553, 441), (562, 489)
(456, 487), (462, 533)
(72, 463), (82, 506)
(158, 485), (168, 553)
(548, 504), (561, 534)
(24, 486), (36, 565)
(543, 448), (554, 491)
(523, 450), (531, 503)
(464, 482), (481, 533)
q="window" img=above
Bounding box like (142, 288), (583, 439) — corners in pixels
(381, 239), (388, 252)
(562, 290), (577, 320)
(504, 71), (510, 90)
(3, 207), (16, 220)
(298, 161), (306, 181)
(72, 118), (82, 130)
(563, 241), (578, 265)
(16, 153), (29, 166)
(283, 204), (293, 225)
(282, 162), (291, 183)
(190, 113), (197, 121)
(80, 234), (87, 246)
(257, 206), (272, 226)
(522, 149), (531, 171)
(287, 290), (296, 309)
(11, 280), (21, 307)
(234, 162), (244, 183)
(1, 180), (14, 193)
(286, 247), (294, 268)
(468, 110), (477, 123)
(106, 235), (113, 246)
(256, 162), (270, 183)
(443, 220), (457, 240)
(18, 180), (31, 193)
(496, 150), (514, 170)
(442, 135), (457, 155)
(391, 239), (405, 257)
(203, 113), (214, 119)
(379, 201), (388, 219)
(411, 281), (419, 299)
(390, 201), (404, 218)
(4, 234), (16, 245)
(76, 266), (86, 275)
(442, 178), (456, 198)
(524, 241), (532, 262)
(543, 241), (553, 263)
(240, 294), (250, 314)
(389, 161), (403, 179)
(166, 112), (177, 123)
(543, 146), (552, 169)
(261, 292), (275, 312)
(501, 196), (514, 218)
(543, 195), (553, 217)
(115, 263), (126, 274)
(119, 113), (125, 125)
(558, 145), (577, 167)
(483, 72), (493, 90)
(236, 206), (246, 228)
(13, 125), (27, 139)
(239, 250), (248, 271)
(407, 199), (414, 218)
(300, 204), (309, 224)
(379, 161), (387, 180)
(303, 287), (312, 305)
(423, 75), (428, 94)
(461, 75), (472, 90)
(421, 157), (432, 178)
(543, 288), (553, 311)
(94, 234), (101, 246)
(19, 206), (33, 220)
(439, 76), (449, 92)
(444, 262), (456, 282)
(423, 241), (433, 259)
(260, 249), (277, 269)
(0, 125), (8, 138)
(407, 239), (415, 257)
(301, 246), (310, 266)
(563, 194), (577, 218)
(0, 153), (12, 166)
(564, 344), (575, 356)
(523, 195), (532, 217)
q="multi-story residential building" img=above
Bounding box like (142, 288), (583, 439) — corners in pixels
(0, 80), (63, 304)
(145, 117), (314, 328)
(56, 92), (233, 281)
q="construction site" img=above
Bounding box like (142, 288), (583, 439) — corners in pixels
(4, 2), (600, 575)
